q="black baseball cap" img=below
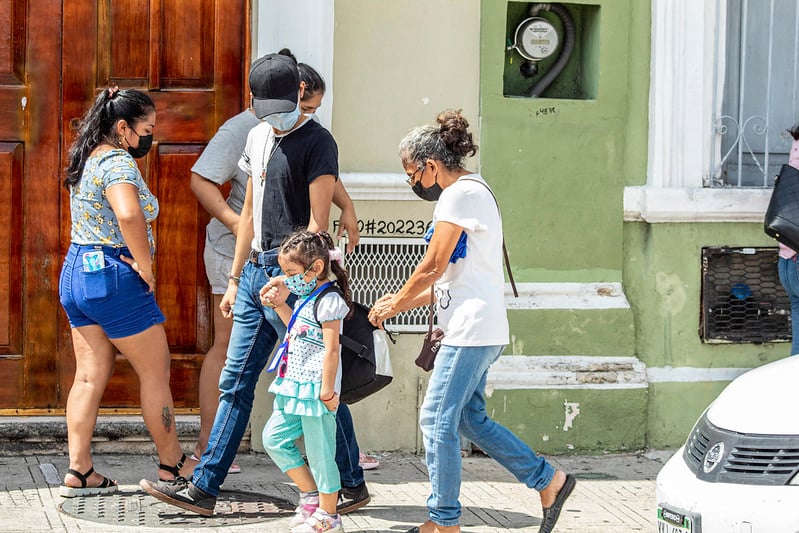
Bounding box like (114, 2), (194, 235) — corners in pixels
(249, 54), (300, 119)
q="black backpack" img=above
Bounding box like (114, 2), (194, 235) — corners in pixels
(314, 284), (395, 404)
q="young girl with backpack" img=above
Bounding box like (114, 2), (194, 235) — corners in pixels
(259, 230), (353, 533)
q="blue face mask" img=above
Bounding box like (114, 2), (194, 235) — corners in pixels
(284, 266), (318, 297)
(264, 103), (301, 132)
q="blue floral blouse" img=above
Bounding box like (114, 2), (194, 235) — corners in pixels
(70, 149), (159, 251)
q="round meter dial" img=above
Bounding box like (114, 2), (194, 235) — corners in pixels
(513, 17), (559, 61)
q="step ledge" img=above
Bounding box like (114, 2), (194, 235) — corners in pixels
(486, 356), (647, 393)
(0, 415), (202, 439)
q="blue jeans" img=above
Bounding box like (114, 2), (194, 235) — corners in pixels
(778, 256), (799, 355)
(420, 344), (555, 526)
(193, 259), (287, 496)
(335, 403), (365, 488)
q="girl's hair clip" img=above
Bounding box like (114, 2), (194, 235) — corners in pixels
(107, 86), (120, 98)
(328, 247), (343, 266)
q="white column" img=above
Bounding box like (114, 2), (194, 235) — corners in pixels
(647, 0), (724, 188)
(253, 0), (335, 129)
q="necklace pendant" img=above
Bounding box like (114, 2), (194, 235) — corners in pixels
(260, 168), (266, 185)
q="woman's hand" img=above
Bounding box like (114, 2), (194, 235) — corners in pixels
(120, 255), (155, 293)
(368, 293), (397, 328)
(259, 276), (288, 308)
(321, 391), (340, 411)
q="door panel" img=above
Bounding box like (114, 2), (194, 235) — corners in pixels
(152, 144), (212, 354)
(0, 143), (23, 405)
(60, 0), (247, 408)
(0, 0), (63, 409)
(1, 0), (247, 411)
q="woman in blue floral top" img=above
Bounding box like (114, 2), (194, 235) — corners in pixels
(259, 230), (353, 533)
(58, 88), (192, 497)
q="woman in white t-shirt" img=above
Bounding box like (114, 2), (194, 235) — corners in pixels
(368, 110), (575, 533)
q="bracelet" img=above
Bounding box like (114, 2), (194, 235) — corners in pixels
(320, 392), (336, 402)
(228, 274), (240, 284)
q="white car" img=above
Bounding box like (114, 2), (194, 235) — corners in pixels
(656, 356), (799, 533)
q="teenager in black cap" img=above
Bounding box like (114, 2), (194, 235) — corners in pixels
(140, 53), (345, 530)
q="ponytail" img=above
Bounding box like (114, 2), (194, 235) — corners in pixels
(63, 87), (155, 189)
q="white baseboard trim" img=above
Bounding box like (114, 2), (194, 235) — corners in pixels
(624, 186), (771, 223)
(646, 366), (750, 383)
(485, 356), (647, 393)
(484, 356), (753, 393)
(339, 172), (417, 201)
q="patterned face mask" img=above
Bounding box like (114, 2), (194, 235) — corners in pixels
(284, 266), (318, 297)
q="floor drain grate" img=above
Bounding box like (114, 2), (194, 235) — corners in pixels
(59, 489), (294, 527)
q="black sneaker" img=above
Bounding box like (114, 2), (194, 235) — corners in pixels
(139, 477), (217, 516)
(336, 483), (371, 515)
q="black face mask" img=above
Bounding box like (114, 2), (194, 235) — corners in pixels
(127, 133), (153, 159)
(412, 176), (443, 202)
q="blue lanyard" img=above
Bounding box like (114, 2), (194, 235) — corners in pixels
(266, 281), (333, 374)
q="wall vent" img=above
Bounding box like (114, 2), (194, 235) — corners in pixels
(345, 237), (428, 332)
(701, 247), (790, 343)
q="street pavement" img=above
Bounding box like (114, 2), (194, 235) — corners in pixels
(0, 449), (672, 532)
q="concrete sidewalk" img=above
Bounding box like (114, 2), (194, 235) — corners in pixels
(1, 449), (672, 532)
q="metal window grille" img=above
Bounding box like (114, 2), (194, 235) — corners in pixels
(700, 247), (790, 343)
(710, 0), (799, 187)
(344, 237), (429, 332)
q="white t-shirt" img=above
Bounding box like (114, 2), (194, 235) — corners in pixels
(239, 121), (275, 252)
(433, 174), (509, 347)
(238, 119), (319, 252)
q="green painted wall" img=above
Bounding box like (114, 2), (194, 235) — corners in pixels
(624, 222), (789, 447)
(486, 388), (647, 454)
(508, 309), (634, 355)
(480, 0), (650, 283)
(476, 0), (651, 454)
(624, 223), (786, 369)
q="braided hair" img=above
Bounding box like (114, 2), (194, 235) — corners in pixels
(63, 87), (155, 189)
(279, 230), (353, 318)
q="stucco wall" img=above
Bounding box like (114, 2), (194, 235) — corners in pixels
(477, 0), (652, 453)
(332, 0), (481, 172)
(624, 222), (788, 447)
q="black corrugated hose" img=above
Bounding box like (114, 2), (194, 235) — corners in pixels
(526, 3), (576, 97)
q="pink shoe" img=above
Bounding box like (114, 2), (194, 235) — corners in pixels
(358, 452), (379, 471)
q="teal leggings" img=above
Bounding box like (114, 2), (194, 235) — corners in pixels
(263, 407), (341, 494)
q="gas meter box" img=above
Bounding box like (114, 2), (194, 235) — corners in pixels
(503, 2), (600, 100)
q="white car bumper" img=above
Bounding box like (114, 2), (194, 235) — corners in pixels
(656, 446), (799, 533)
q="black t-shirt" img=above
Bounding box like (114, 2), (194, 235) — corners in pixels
(261, 120), (338, 250)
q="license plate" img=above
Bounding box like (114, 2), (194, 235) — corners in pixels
(657, 505), (695, 533)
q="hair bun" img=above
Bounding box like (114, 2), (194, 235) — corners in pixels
(436, 109), (477, 158)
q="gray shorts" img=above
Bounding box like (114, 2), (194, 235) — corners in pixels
(204, 236), (234, 295)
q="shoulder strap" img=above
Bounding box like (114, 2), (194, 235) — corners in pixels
(313, 281), (347, 322)
(287, 281), (334, 330)
(458, 177), (518, 297)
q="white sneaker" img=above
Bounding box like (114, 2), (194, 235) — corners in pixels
(290, 508), (344, 533)
(289, 494), (319, 527)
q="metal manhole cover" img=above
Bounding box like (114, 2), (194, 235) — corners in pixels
(59, 489), (294, 527)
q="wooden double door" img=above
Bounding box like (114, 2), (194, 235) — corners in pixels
(0, 0), (249, 410)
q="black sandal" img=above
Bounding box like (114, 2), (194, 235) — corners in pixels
(60, 466), (118, 498)
(158, 453), (187, 482)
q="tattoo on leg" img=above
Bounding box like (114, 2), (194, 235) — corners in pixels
(162, 407), (173, 432)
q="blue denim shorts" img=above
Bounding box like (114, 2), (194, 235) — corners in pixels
(59, 243), (166, 338)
